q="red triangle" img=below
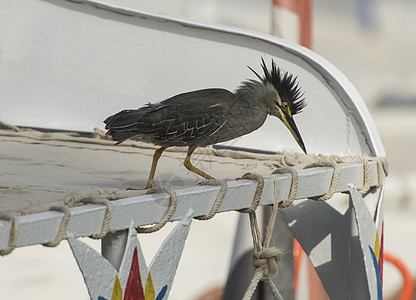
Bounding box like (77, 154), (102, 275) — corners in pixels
(124, 247), (145, 300)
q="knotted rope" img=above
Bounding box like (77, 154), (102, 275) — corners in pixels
(238, 155), (388, 298)
(241, 174), (284, 300)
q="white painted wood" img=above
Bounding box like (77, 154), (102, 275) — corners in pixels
(68, 236), (118, 299)
(69, 213), (192, 299)
(0, 161), (382, 251)
(147, 210), (193, 298)
(0, 0), (384, 156)
(349, 186), (382, 300)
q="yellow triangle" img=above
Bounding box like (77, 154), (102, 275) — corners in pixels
(145, 272), (156, 300)
(111, 274), (123, 300)
(374, 231), (380, 261)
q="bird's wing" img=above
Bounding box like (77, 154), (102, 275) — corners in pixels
(140, 88), (235, 144)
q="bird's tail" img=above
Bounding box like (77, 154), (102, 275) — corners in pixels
(104, 109), (143, 144)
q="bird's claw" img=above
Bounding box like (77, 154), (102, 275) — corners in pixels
(126, 187), (148, 191)
(235, 173), (249, 181)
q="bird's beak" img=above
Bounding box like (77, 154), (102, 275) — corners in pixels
(281, 115), (307, 154)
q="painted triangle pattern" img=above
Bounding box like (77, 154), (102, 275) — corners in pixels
(349, 186), (383, 300)
(68, 210), (193, 300)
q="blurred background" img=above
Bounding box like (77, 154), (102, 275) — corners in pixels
(1, 0), (415, 299)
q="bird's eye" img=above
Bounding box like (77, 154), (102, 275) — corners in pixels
(282, 102), (291, 116)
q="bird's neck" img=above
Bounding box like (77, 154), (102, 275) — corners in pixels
(235, 80), (265, 100)
(235, 80), (276, 106)
(232, 80), (269, 131)
(235, 80), (273, 112)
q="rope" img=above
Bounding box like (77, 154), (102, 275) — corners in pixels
(43, 206), (71, 247)
(195, 179), (228, 220)
(0, 121), (20, 132)
(374, 157), (389, 187)
(272, 167), (299, 208)
(356, 156), (371, 195)
(273, 152), (308, 168)
(0, 212), (20, 256)
(136, 188), (178, 233)
(303, 160), (340, 201)
(84, 198), (114, 239)
(241, 174), (284, 300)
(265, 277), (284, 300)
(270, 155), (389, 206)
(238, 173), (265, 213)
(0, 151), (388, 255)
(239, 155), (388, 298)
(326, 155), (389, 195)
(63, 187), (178, 235)
(64, 188), (114, 239)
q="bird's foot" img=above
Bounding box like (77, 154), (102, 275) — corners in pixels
(126, 181), (152, 191)
(235, 173), (251, 181)
(126, 179), (155, 191)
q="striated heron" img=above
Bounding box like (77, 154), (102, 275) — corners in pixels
(104, 58), (307, 189)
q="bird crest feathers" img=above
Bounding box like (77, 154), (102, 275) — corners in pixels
(247, 57), (306, 115)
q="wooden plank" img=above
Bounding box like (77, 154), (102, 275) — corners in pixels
(0, 162), (382, 250)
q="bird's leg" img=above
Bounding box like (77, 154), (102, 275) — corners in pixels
(145, 146), (167, 189)
(183, 146), (214, 180)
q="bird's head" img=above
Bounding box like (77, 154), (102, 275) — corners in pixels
(248, 58), (307, 154)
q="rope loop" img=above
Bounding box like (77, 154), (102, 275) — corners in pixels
(136, 188), (177, 233)
(64, 189), (114, 239)
(374, 157), (388, 186)
(0, 212), (20, 256)
(303, 160), (340, 201)
(272, 167), (299, 208)
(328, 155), (372, 195)
(43, 206), (71, 247)
(82, 198), (114, 239)
(359, 156), (371, 195)
(238, 173), (264, 213)
(195, 179), (227, 220)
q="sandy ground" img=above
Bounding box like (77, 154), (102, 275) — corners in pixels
(1, 0), (416, 299)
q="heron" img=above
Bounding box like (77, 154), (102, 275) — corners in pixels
(104, 58), (306, 189)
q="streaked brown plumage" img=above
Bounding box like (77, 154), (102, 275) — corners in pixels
(104, 58), (306, 188)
